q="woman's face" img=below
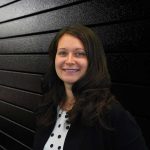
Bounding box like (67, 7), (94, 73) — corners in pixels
(55, 33), (88, 87)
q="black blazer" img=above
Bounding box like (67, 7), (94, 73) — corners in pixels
(33, 102), (148, 150)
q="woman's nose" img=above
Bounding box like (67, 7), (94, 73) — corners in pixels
(65, 53), (75, 64)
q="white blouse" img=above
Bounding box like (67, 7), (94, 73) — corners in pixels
(43, 107), (71, 150)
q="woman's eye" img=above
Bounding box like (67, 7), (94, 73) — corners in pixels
(75, 51), (87, 57)
(57, 51), (67, 56)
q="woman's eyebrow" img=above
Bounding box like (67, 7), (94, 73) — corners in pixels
(57, 48), (85, 51)
(75, 48), (85, 50)
(57, 48), (67, 51)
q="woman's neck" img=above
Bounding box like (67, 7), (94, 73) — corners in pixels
(64, 83), (73, 100)
(62, 83), (75, 111)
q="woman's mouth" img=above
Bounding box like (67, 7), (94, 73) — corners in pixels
(63, 68), (79, 73)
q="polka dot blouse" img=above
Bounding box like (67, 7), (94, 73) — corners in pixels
(43, 107), (71, 150)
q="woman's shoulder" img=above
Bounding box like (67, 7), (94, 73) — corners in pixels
(106, 101), (148, 149)
(107, 100), (138, 128)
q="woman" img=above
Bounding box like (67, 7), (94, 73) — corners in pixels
(33, 24), (148, 150)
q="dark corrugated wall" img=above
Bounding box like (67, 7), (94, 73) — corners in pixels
(0, 0), (149, 149)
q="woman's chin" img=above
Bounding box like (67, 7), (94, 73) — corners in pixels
(63, 80), (77, 87)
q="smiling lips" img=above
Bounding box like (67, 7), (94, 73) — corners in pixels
(62, 68), (79, 73)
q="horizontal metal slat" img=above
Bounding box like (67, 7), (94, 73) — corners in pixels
(0, 0), (149, 38)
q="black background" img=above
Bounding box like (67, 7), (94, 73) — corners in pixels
(0, 0), (149, 149)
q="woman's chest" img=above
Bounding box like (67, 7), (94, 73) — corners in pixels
(63, 124), (106, 150)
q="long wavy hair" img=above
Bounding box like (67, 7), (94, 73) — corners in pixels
(36, 24), (116, 128)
